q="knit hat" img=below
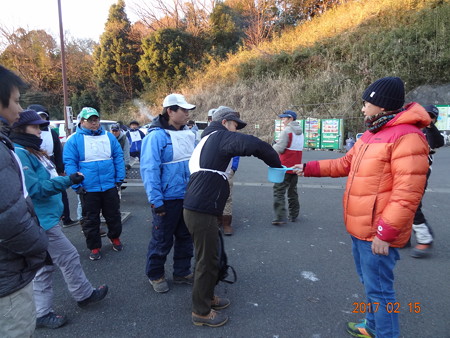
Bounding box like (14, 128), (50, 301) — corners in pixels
(423, 105), (439, 119)
(279, 110), (297, 120)
(212, 106), (247, 130)
(362, 77), (405, 111)
(79, 107), (99, 120)
(13, 110), (50, 128)
(110, 123), (121, 131)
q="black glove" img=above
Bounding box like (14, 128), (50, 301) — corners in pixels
(125, 164), (132, 170)
(75, 186), (86, 195)
(115, 182), (123, 190)
(70, 173), (84, 185)
(153, 204), (166, 214)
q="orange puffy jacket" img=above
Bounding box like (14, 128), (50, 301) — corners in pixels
(304, 103), (430, 247)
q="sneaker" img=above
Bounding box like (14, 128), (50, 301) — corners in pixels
(346, 319), (375, 338)
(89, 248), (101, 261)
(271, 220), (286, 226)
(211, 295), (230, 310)
(149, 277), (169, 293)
(62, 218), (78, 228)
(192, 309), (228, 327)
(288, 217), (297, 222)
(410, 243), (432, 258)
(110, 238), (123, 252)
(36, 312), (67, 329)
(77, 285), (108, 307)
(173, 273), (194, 285)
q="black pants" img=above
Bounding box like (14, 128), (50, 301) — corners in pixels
(61, 189), (71, 220)
(81, 188), (122, 250)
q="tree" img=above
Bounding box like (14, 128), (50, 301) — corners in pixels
(93, 0), (142, 113)
(209, 3), (244, 59)
(138, 28), (205, 91)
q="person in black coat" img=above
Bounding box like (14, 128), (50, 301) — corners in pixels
(183, 106), (282, 327)
(410, 104), (444, 258)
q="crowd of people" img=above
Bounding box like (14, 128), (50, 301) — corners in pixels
(0, 64), (441, 337)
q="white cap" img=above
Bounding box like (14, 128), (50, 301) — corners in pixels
(163, 93), (196, 110)
(207, 108), (216, 117)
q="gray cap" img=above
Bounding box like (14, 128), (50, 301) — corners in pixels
(212, 106), (247, 130)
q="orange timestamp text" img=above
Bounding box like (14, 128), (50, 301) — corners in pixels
(352, 302), (421, 313)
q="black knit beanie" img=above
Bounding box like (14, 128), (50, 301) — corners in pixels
(362, 77), (405, 111)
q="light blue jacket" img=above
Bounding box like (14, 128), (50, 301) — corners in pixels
(14, 144), (71, 230)
(63, 126), (125, 192)
(140, 115), (195, 208)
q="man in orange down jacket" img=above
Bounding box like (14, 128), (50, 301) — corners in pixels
(294, 77), (430, 338)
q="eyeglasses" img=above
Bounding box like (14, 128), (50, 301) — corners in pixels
(83, 118), (100, 124)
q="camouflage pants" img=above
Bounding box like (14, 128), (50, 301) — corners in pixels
(273, 173), (299, 221)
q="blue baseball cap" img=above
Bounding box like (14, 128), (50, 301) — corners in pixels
(278, 110), (297, 120)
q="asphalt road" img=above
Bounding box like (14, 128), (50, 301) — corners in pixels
(35, 147), (450, 338)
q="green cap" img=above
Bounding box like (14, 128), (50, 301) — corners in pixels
(79, 107), (99, 120)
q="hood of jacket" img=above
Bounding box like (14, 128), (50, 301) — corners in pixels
(386, 102), (430, 130)
(150, 115), (186, 131)
(286, 121), (303, 135)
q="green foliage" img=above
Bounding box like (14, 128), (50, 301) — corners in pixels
(235, 0), (450, 102)
(93, 0), (142, 114)
(70, 90), (100, 114)
(138, 28), (205, 90)
(208, 3), (244, 59)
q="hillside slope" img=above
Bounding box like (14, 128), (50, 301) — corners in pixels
(181, 0), (450, 141)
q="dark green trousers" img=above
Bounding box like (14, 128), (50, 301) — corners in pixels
(183, 209), (219, 315)
(273, 173), (299, 221)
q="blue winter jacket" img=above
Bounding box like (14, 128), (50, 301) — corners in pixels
(126, 129), (145, 153)
(14, 144), (71, 230)
(140, 115), (195, 208)
(63, 126), (125, 192)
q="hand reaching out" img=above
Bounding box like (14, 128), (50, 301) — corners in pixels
(292, 164), (304, 176)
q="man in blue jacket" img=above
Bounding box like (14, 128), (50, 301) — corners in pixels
(63, 107), (125, 261)
(140, 93), (196, 293)
(0, 65), (48, 337)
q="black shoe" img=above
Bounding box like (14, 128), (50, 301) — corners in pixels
(77, 285), (108, 307)
(36, 312), (67, 329)
(62, 218), (78, 228)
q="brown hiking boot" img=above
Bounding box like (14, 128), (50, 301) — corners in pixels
(192, 309), (228, 327)
(222, 215), (233, 236)
(211, 295), (230, 310)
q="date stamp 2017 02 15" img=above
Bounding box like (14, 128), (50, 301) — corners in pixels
(352, 302), (422, 314)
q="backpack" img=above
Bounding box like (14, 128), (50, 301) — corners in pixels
(216, 230), (237, 285)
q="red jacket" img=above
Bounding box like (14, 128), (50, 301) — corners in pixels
(304, 103), (430, 247)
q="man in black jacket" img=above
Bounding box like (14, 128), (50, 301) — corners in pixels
(410, 104), (444, 258)
(0, 66), (48, 337)
(183, 106), (282, 327)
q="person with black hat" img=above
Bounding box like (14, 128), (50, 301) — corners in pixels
(27, 104), (78, 227)
(183, 106), (282, 327)
(409, 104), (444, 258)
(10, 110), (108, 329)
(293, 77), (430, 338)
(0, 65), (48, 338)
(272, 109), (304, 225)
(126, 120), (145, 159)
